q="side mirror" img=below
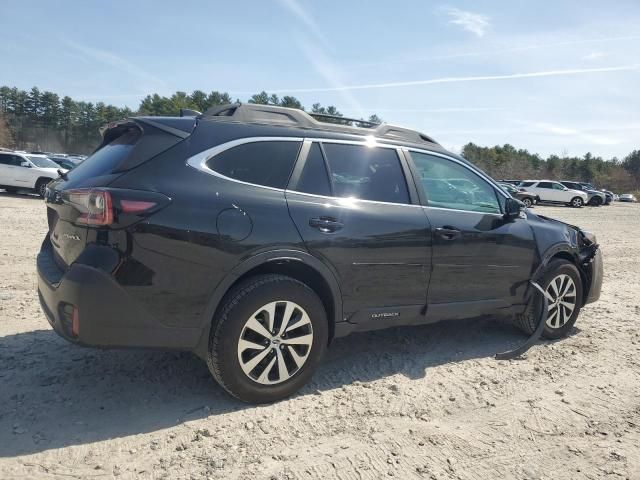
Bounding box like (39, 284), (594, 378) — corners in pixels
(504, 197), (524, 219)
(20, 161), (31, 168)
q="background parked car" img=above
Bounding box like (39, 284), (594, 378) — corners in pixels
(519, 180), (588, 207)
(619, 193), (637, 202)
(50, 157), (78, 170)
(498, 181), (536, 207)
(559, 181), (606, 206)
(0, 151), (67, 196)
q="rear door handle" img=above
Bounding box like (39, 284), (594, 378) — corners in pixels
(435, 226), (462, 240)
(309, 217), (344, 233)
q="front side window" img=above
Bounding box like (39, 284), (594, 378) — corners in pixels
(410, 152), (501, 214)
(552, 182), (565, 190)
(321, 143), (410, 204)
(207, 140), (302, 189)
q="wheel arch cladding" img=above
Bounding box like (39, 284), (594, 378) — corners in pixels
(193, 250), (342, 359)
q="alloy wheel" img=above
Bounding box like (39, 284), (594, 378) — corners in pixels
(545, 274), (577, 329)
(236, 301), (313, 385)
(572, 198), (583, 207)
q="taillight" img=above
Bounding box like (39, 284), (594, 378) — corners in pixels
(68, 189), (114, 225)
(64, 188), (168, 227)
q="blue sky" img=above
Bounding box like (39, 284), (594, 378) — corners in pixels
(1, 0), (639, 157)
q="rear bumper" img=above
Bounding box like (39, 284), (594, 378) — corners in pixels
(584, 249), (603, 305)
(37, 236), (202, 350)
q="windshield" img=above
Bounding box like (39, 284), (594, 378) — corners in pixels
(27, 155), (59, 168)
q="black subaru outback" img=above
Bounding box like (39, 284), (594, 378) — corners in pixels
(37, 104), (603, 403)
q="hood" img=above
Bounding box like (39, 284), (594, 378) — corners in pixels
(567, 189), (588, 198)
(37, 167), (67, 174)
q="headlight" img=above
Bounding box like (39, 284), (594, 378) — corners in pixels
(582, 230), (597, 244)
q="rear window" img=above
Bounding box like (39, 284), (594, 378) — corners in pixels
(66, 128), (141, 182)
(207, 140), (301, 189)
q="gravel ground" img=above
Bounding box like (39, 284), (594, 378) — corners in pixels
(0, 191), (639, 480)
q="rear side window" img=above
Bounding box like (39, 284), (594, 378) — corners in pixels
(321, 143), (409, 204)
(207, 141), (301, 189)
(538, 182), (553, 188)
(66, 128), (141, 182)
(295, 143), (331, 196)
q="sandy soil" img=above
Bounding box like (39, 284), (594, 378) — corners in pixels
(0, 191), (639, 480)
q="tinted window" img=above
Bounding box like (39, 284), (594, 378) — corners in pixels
(207, 140), (301, 189)
(552, 183), (565, 190)
(537, 182), (553, 188)
(66, 128), (141, 182)
(296, 143), (331, 196)
(0, 154), (13, 166)
(411, 152), (501, 214)
(520, 181), (535, 187)
(322, 143), (409, 204)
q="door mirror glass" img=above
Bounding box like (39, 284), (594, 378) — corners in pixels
(504, 197), (524, 218)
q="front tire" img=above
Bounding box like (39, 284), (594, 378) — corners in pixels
(570, 196), (584, 208)
(512, 259), (583, 340)
(207, 274), (328, 403)
(35, 179), (50, 198)
(521, 197), (534, 208)
(589, 196), (603, 206)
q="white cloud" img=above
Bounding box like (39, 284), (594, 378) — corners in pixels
(582, 51), (605, 60)
(64, 40), (166, 90)
(445, 7), (490, 37)
(245, 64), (639, 94)
(533, 122), (623, 145)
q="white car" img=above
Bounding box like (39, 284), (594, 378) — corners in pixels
(0, 152), (68, 197)
(519, 180), (589, 207)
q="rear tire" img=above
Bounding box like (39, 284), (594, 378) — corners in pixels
(512, 259), (583, 340)
(570, 196), (584, 208)
(207, 274), (328, 403)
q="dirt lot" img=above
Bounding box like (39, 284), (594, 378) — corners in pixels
(0, 192), (639, 480)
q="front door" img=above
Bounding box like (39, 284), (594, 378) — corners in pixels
(286, 140), (432, 322)
(405, 150), (537, 321)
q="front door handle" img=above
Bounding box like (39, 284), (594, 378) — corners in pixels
(309, 216), (344, 233)
(435, 226), (462, 240)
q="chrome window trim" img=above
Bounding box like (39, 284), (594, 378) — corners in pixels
(185, 136), (304, 192)
(185, 135), (507, 214)
(285, 189), (424, 209)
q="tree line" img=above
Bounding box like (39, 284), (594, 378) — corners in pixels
(0, 86), (366, 154)
(0, 85), (638, 193)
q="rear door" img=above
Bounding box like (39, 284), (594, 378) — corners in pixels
(405, 149), (537, 319)
(286, 139), (432, 321)
(0, 154), (25, 187)
(0, 153), (16, 186)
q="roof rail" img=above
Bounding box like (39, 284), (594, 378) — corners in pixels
(200, 103), (439, 145)
(308, 113), (379, 128)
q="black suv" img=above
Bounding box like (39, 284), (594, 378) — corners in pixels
(37, 104), (603, 403)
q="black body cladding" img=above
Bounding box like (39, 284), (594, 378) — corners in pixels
(38, 104), (603, 360)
